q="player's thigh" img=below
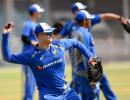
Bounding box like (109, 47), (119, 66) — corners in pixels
(66, 89), (81, 100)
(78, 76), (98, 98)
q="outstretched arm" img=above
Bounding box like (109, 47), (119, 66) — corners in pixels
(91, 13), (129, 26)
(1, 22), (31, 65)
(60, 39), (92, 61)
(100, 13), (120, 20)
(100, 13), (129, 24)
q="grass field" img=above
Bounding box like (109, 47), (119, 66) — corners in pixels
(0, 62), (130, 100)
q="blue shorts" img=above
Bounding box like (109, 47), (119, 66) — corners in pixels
(39, 88), (81, 100)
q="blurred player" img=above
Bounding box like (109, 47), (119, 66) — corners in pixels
(60, 2), (128, 100)
(60, 2), (128, 38)
(79, 8), (128, 100)
(71, 10), (100, 100)
(21, 4), (44, 100)
(2, 22), (96, 100)
(59, 2), (87, 38)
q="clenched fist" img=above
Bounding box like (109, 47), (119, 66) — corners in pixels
(3, 22), (14, 33)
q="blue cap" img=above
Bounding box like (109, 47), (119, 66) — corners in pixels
(34, 22), (56, 36)
(76, 10), (94, 22)
(71, 2), (87, 12)
(28, 4), (44, 15)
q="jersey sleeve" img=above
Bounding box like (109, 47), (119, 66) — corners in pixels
(59, 20), (72, 37)
(89, 34), (96, 57)
(91, 14), (101, 26)
(60, 39), (92, 60)
(71, 31), (80, 40)
(22, 22), (31, 37)
(1, 34), (31, 65)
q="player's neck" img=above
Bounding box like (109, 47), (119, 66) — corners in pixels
(79, 24), (86, 28)
(38, 41), (50, 50)
(31, 17), (38, 23)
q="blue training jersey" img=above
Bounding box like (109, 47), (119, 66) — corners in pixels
(70, 14), (100, 78)
(22, 20), (38, 52)
(2, 34), (91, 96)
(88, 14), (101, 32)
(70, 14), (101, 66)
(71, 27), (95, 73)
(91, 14), (101, 26)
(60, 19), (78, 37)
(76, 27), (95, 57)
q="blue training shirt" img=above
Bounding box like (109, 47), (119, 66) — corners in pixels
(91, 14), (101, 26)
(70, 14), (101, 65)
(2, 34), (91, 96)
(76, 27), (95, 57)
(88, 14), (101, 32)
(60, 19), (78, 37)
(69, 14), (101, 78)
(70, 27), (95, 74)
(22, 20), (38, 52)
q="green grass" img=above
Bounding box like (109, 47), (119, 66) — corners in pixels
(0, 62), (130, 100)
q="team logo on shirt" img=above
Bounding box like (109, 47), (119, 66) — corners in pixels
(31, 52), (37, 58)
(52, 49), (57, 56)
(40, 55), (44, 61)
(31, 51), (40, 59)
(36, 58), (63, 70)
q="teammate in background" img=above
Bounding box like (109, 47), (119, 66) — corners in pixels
(60, 2), (129, 100)
(60, 2), (128, 38)
(2, 22), (96, 100)
(71, 10), (100, 100)
(59, 2), (87, 39)
(21, 4), (44, 100)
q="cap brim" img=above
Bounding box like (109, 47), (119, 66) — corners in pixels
(87, 15), (95, 19)
(79, 5), (87, 10)
(37, 8), (45, 12)
(44, 28), (56, 33)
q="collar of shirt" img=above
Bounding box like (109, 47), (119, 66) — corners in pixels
(35, 44), (51, 52)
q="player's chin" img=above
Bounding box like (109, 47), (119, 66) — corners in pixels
(47, 38), (53, 43)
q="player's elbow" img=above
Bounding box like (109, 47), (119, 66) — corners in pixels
(100, 13), (110, 20)
(2, 55), (13, 63)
